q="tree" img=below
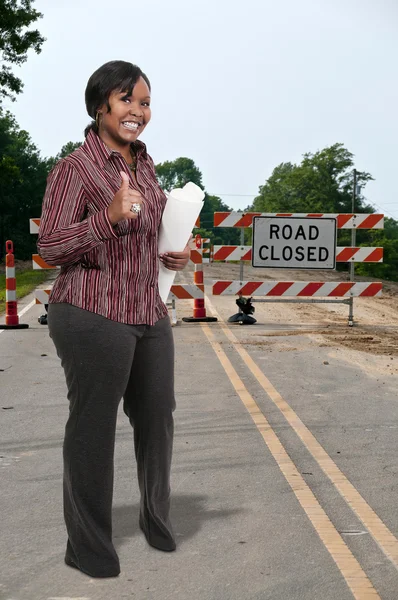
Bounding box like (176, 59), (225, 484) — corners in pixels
(155, 157), (203, 191)
(0, 116), (82, 261)
(200, 194), (240, 245)
(251, 143), (377, 257)
(357, 217), (398, 281)
(0, 0), (45, 101)
(0, 107), (48, 259)
(155, 157), (240, 245)
(46, 140), (82, 171)
(252, 144), (373, 215)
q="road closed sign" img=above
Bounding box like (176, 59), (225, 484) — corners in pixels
(252, 216), (337, 269)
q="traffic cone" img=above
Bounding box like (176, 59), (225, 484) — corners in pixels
(0, 241), (29, 330)
(182, 234), (217, 323)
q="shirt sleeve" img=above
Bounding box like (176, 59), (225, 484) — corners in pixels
(37, 159), (118, 266)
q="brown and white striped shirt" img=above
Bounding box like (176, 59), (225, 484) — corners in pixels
(38, 129), (168, 325)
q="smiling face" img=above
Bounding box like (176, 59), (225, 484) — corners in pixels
(97, 76), (151, 158)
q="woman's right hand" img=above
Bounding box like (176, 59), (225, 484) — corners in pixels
(107, 171), (144, 226)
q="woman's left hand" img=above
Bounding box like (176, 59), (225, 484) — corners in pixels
(159, 243), (190, 271)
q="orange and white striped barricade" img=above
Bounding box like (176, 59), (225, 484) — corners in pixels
(213, 212), (384, 326)
(189, 247), (203, 267)
(30, 220), (57, 270)
(0, 241), (29, 330)
(30, 218), (56, 324)
(169, 283), (205, 300)
(213, 245), (384, 263)
(212, 281), (383, 297)
(29, 218), (41, 234)
(35, 289), (52, 305)
(34, 288), (51, 324)
(31, 254), (57, 270)
(167, 283), (205, 325)
(214, 212), (384, 229)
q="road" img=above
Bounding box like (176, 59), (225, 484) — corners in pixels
(0, 268), (397, 599)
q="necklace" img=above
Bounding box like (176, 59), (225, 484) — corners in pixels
(127, 148), (137, 172)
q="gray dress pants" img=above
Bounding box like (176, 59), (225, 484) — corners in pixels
(48, 303), (176, 578)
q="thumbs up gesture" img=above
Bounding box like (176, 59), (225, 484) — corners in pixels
(107, 172), (144, 225)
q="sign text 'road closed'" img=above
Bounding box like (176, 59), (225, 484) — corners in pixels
(252, 217), (337, 269)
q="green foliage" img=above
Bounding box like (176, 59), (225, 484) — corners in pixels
(200, 194), (240, 244)
(46, 141), (82, 172)
(356, 218), (398, 280)
(0, 0), (45, 101)
(0, 104), (82, 260)
(155, 159), (240, 245)
(194, 228), (214, 242)
(155, 157), (203, 191)
(0, 107), (49, 259)
(252, 144), (373, 214)
(357, 238), (398, 280)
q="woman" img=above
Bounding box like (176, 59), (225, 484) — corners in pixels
(38, 60), (190, 578)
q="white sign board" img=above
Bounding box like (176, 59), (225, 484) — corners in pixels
(252, 217), (337, 269)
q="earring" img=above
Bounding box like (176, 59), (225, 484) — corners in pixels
(95, 111), (101, 128)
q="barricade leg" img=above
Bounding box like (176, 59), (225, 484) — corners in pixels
(228, 295), (257, 325)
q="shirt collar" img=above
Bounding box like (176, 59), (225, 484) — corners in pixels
(83, 128), (148, 168)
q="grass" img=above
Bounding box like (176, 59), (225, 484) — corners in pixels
(0, 269), (50, 315)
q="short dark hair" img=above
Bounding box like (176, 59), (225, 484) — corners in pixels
(84, 60), (151, 137)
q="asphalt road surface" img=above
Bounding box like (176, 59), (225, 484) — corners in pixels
(1, 282), (397, 600)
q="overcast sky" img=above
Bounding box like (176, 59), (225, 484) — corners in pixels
(6, 0), (398, 218)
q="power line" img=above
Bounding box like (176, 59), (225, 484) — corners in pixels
(213, 193), (257, 197)
(367, 201), (397, 221)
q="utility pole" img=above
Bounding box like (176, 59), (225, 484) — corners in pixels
(348, 169), (357, 326)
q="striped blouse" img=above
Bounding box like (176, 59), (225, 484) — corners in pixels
(38, 129), (169, 326)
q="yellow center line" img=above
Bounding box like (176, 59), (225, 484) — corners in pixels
(204, 294), (398, 571)
(200, 321), (380, 599)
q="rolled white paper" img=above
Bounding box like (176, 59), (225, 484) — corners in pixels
(158, 182), (205, 302)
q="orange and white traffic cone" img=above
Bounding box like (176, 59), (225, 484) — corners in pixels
(182, 234), (217, 323)
(0, 241), (29, 330)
